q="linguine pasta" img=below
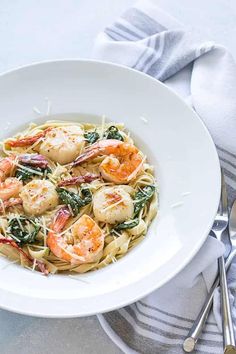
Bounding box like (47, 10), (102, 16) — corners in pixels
(0, 120), (158, 275)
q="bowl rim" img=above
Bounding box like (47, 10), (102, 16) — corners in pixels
(0, 59), (221, 317)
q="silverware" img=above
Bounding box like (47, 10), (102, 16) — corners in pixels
(214, 171), (236, 353)
(183, 173), (236, 353)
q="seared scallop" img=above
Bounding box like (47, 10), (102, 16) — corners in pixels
(20, 179), (58, 216)
(39, 126), (85, 164)
(93, 186), (134, 224)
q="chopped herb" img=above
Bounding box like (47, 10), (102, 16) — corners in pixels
(8, 216), (41, 246)
(56, 185), (92, 216)
(134, 185), (155, 217)
(84, 131), (100, 144)
(104, 126), (124, 141)
(113, 218), (139, 233)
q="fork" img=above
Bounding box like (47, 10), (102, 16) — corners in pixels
(212, 171), (236, 353)
(183, 198), (236, 353)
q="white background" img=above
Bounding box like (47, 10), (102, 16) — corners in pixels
(0, 0), (236, 353)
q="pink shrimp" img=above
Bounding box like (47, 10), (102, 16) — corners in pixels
(0, 156), (22, 205)
(0, 155), (16, 181)
(73, 139), (144, 184)
(7, 127), (52, 147)
(47, 206), (104, 265)
(0, 177), (22, 201)
(0, 197), (22, 213)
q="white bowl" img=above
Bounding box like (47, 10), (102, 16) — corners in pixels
(0, 60), (220, 317)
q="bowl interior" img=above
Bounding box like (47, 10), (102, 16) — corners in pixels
(0, 60), (220, 317)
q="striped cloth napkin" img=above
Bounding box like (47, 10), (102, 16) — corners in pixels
(93, 1), (236, 353)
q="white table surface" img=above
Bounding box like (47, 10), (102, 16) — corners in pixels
(1, 1), (236, 353)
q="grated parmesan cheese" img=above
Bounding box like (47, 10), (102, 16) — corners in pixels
(14, 161), (44, 177)
(0, 199), (5, 215)
(33, 106), (41, 115)
(67, 204), (74, 217)
(41, 216), (47, 247)
(140, 116), (148, 124)
(112, 229), (121, 237)
(0, 218), (6, 236)
(24, 137), (43, 153)
(32, 258), (37, 271)
(182, 192), (191, 197)
(100, 115), (106, 138)
(68, 275), (90, 283)
(102, 198), (125, 212)
(171, 201), (183, 208)
(45, 97), (51, 116)
(15, 215), (24, 232)
(31, 216), (53, 234)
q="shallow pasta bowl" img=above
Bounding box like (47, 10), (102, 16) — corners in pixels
(0, 60), (220, 317)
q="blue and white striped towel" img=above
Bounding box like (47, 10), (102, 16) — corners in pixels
(93, 1), (236, 353)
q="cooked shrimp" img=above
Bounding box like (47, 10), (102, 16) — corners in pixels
(7, 127), (52, 147)
(73, 139), (144, 184)
(0, 197), (22, 213)
(93, 186), (134, 224)
(0, 155), (16, 181)
(47, 207), (104, 265)
(0, 177), (22, 201)
(20, 179), (58, 216)
(0, 156), (23, 205)
(39, 126), (85, 164)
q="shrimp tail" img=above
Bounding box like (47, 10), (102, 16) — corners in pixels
(18, 154), (49, 169)
(73, 149), (99, 166)
(58, 173), (99, 187)
(73, 139), (125, 166)
(52, 206), (71, 232)
(35, 260), (49, 275)
(7, 127), (52, 147)
(0, 237), (32, 262)
(0, 237), (49, 275)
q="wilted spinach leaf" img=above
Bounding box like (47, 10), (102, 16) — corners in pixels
(9, 216), (41, 246)
(84, 131), (100, 144)
(134, 185), (155, 217)
(56, 185), (92, 216)
(112, 218), (139, 233)
(104, 126), (124, 141)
